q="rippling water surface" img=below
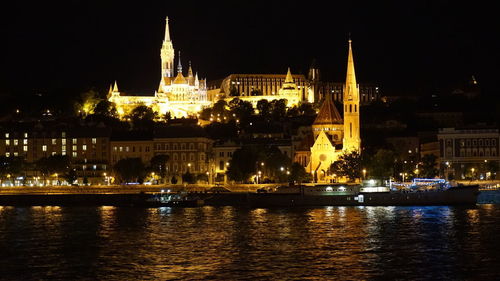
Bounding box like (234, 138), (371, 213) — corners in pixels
(1, 205), (500, 280)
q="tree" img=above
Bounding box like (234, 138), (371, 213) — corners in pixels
(75, 89), (101, 116)
(182, 171), (195, 184)
(366, 149), (396, 180)
(127, 105), (157, 129)
(204, 121), (238, 139)
(199, 107), (212, 120)
(229, 98), (253, 123)
(63, 168), (78, 185)
(264, 146), (291, 181)
(486, 160), (499, 179)
(289, 162), (311, 183)
(227, 146), (260, 182)
(270, 99), (287, 120)
(420, 154), (438, 178)
(212, 100), (228, 119)
(36, 155), (71, 177)
(256, 99), (271, 118)
(113, 158), (145, 183)
(0, 156), (27, 181)
(94, 100), (117, 117)
(149, 154), (169, 183)
(227, 145), (291, 183)
(330, 151), (361, 182)
(171, 175), (178, 184)
(298, 102), (316, 116)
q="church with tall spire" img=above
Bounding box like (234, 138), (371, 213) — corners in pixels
(307, 39), (361, 182)
(109, 17), (209, 118)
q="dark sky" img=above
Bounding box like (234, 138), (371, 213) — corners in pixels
(1, 1), (498, 100)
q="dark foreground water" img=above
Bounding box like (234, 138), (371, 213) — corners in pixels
(1, 205), (500, 280)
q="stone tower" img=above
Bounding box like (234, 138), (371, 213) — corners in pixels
(342, 39), (361, 153)
(160, 17), (175, 78)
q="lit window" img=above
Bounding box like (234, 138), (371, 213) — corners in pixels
(23, 139), (28, 145)
(92, 138), (97, 144)
(72, 145), (77, 151)
(23, 145), (28, 152)
(93, 165), (97, 170)
(72, 138), (77, 144)
(5, 152), (10, 157)
(52, 139), (57, 145)
(119, 147), (123, 152)
(24, 133), (28, 138)
(62, 139), (66, 145)
(5, 133), (9, 138)
(62, 151), (66, 156)
(14, 140), (18, 146)
(83, 145), (87, 151)
(113, 147), (117, 152)
(5, 140), (9, 145)
(42, 145), (47, 151)
(72, 152), (77, 157)
(52, 152), (56, 156)
(125, 146), (129, 152)
(62, 145), (66, 152)
(62, 132), (66, 137)
(13, 152), (18, 157)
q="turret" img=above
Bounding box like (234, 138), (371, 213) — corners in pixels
(160, 17), (175, 78)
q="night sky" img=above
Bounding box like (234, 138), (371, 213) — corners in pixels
(1, 1), (498, 101)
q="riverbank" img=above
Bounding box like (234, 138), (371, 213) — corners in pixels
(0, 184), (278, 195)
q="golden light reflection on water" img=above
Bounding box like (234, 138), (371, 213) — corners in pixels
(3, 205), (497, 280)
(467, 208), (480, 224)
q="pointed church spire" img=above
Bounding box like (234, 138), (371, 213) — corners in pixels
(108, 84), (113, 94)
(285, 67), (294, 83)
(345, 38), (357, 95)
(113, 81), (119, 92)
(177, 51), (182, 74)
(164, 17), (171, 42)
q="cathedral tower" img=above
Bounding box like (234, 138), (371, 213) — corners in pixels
(160, 17), (175, 78)
(342, 39), (361, 152)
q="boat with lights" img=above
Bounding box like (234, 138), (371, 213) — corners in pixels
(139, 190), (204, 207)
(245, 178), (479, 207)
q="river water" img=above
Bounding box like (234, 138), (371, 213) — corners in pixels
(1, 205), (499, 280)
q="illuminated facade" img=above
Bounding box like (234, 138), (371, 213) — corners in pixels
(209, 68), (308, 107)
(108, 17), (209, 118)
(308, 40), (361, 182)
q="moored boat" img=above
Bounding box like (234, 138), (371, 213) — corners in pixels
(246, 179), (479, 207)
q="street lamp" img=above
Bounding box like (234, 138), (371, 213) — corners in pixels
(258, 171), (262, 184)
(362, 169), (366, 180)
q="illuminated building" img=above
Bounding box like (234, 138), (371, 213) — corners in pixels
(1, 124), (111, 184)
(308, 39), (361, 182)
(208, 65), (380, 106)
(208, 68), (309, 107)
(110, 126), (213, 180)
(108, 17), (210, 118)
(438, 127), (500, 180)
